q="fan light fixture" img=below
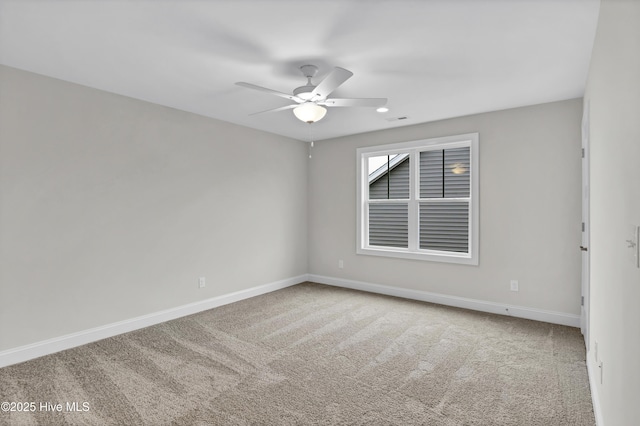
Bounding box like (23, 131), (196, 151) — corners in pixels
(293, 103), (327, 123)
(236, 65), (387, 123)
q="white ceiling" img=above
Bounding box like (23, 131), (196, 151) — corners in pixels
(0, 0), (600, 142)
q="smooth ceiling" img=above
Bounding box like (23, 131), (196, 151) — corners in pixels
(0, 0), (600, 141)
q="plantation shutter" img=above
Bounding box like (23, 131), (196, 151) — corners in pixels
(358, 133), (477, 264)
(369, 204), (408, 247)
(419, 201), (469, 252)
(369, 156), (410, 199)
(419, 147), (470, 253)
(368, 156), (409, 247)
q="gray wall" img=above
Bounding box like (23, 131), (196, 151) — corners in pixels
(0, 64), (589, 368)
(0, 65), (308, 351)
(309, 99), (583, 315)
(584, 0), (640, 424)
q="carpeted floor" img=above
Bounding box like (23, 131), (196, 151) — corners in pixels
(0, 282), (594, 425)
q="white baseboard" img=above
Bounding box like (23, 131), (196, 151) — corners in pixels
(308, 274), (581, 328)
(0, 274), (308, 368)
(587, 355), (604, 426)
(0, 273), (582, 369)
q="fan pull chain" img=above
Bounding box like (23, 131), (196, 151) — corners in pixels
(308, 123), (314, 159)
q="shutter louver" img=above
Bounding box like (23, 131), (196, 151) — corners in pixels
(419, 147), (471, 253)
(369, 203), (408, 248)
(420, 201), (469, 252)
(420, 150), (443, 198)
(420, 147), (470, 198)
(444, 147), (470, 198)
(369, 157), (410, 199)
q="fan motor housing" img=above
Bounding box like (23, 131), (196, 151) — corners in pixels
(293, 85), (316, 100)
(299, 64), (318, 78)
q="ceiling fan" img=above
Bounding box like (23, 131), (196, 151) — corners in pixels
(236, 65), (387, 123)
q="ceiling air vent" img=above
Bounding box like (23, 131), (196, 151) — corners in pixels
(386, 116), (409, 122)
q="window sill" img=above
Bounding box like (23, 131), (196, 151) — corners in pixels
(357, 246), (478, 266)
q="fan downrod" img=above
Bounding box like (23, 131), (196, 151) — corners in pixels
(294, 64), (319, 100)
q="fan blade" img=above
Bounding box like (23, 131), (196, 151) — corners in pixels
(236, 82), (302, 102)
(319, 98), (387, 107)
(310, 67), (353, 100)
(249, 104), (298, 116)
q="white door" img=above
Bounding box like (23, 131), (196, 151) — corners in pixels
(580, 101), (591, 348)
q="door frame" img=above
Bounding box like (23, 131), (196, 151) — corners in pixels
(581, 100), (591, 349)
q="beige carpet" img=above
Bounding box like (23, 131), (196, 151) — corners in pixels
(0, 282), (594, 425)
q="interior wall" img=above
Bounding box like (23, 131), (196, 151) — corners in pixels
(309, 99), (583, 315)
(0, 65), (308, 351)
(584, 0), (640, 424)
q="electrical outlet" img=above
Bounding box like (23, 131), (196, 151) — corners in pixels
(510, 280), (519, 292)
(198, 277), (206, 288)
(338, 259), (344, 269)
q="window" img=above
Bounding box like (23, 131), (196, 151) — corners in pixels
(357, 133), (479, 265)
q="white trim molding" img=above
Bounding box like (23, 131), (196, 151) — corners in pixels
(1, 273), (583, 369)
(356, 133), (479, 265)
(0, 274), (308, 368)
(308, 274), (581, 328)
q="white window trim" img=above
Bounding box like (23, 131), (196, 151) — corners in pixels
(356, 133), (479, 265)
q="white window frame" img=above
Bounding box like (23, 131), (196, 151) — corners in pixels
(356, 133), (479, 265)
